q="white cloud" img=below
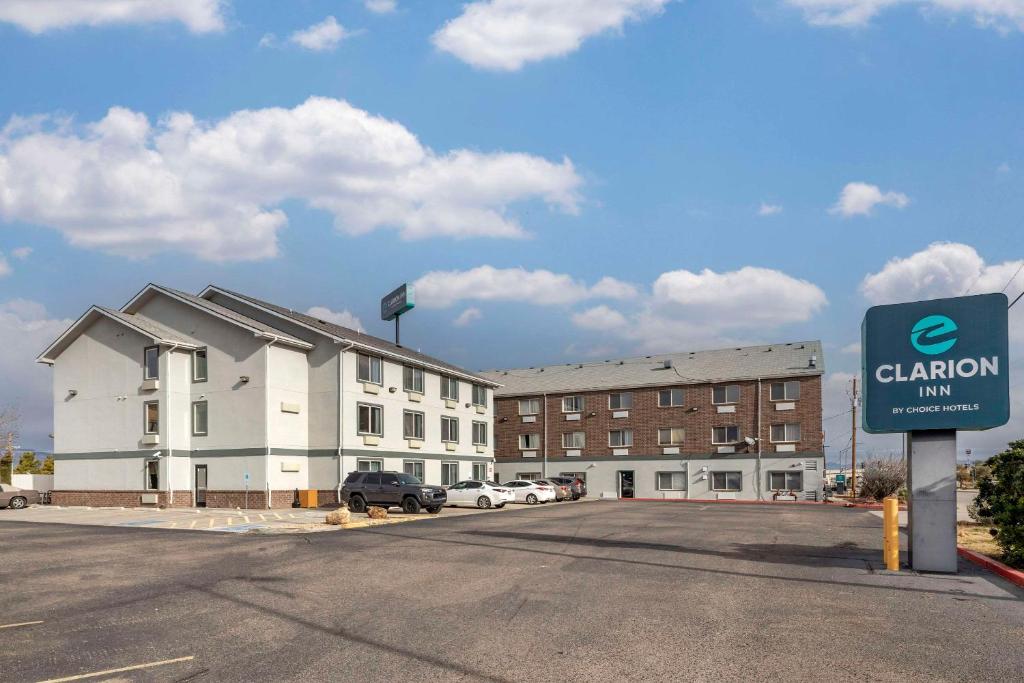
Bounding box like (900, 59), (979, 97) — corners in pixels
(365, 0), (397, 13)
(0, 253), (10, 277)
(0, 97), (582, 261)
(289, 16), (350, 51)
(413, 266), (635, 308)
(758, 202), (783, 216)
(0, 0), (226, 34)
(997, 162), (1011, 173)
(841, 342), (861, 354)
(571, 305), (628, 330)
(306, 306), (363, 332)
(454, 307), (483, 327)
(432, 0), (671, 71)
(784, 0), (1024, 32)
(590, 276), (640, 300)
(829, 181), (909, 217)
(11, 246), (32, 259)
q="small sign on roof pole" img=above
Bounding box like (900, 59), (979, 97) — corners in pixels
(381, 283), (415, 346)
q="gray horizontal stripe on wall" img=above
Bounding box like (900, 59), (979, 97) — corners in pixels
(345, 448), (494, 462)
(494, 451), (824, 463)
(53, 448), (496, 461)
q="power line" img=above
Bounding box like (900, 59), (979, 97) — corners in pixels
(1000, 261), (1024, 293)
(1009, 288), (1024, 310)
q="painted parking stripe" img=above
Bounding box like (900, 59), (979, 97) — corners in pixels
(0, 620), (43, 630)
(37, 655), (194, 683)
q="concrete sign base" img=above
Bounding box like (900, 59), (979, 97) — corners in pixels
(907, 429), (958, 573)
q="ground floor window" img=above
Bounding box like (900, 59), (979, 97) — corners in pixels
(144, 459), (160, 490)
(516, 472), (541, 480)
(560, 471), (586, 483)
(357, 459), (382, 472)
(441, 461), (459, 486)
(656, 471), (686, 491)
(403, 460), (424, 482)
(472, 462), (487, 480)
(711, 471), (742, 492)
(769, 471), (803, 491)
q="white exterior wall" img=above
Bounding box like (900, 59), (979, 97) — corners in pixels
(267, 344), (309, 451)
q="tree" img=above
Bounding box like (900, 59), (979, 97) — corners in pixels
(14, 451), (41, 474)
(38, 456), (54, 475)
(956, 464), (972, 489)
(0, 407), (16, 485)
(974, 439), (1024, 568)
(859, 458), (906, 501)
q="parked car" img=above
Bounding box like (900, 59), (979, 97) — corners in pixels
(485, 482), (517, 506)
(445, 480), (513, 509)
(535, 478), (572, 501)
(340, 471), (446, 514)
(0, 484), (41, 510)
(501, 480), (556, 504)
(547, 476), (584, 500)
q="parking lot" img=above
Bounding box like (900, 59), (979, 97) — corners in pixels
(2, 501), (1022, 682)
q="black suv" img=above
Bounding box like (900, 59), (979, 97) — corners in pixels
(341, 471), (446, 514)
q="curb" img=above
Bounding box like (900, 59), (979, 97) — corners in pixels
(957, 547), (1024, 588)
(617, 497), (825, 507)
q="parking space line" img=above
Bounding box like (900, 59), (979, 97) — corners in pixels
(37, 655), (194, 682)
(242, 515), (250, 523)
(0, 620), (44, 630)
(189, 520), (197, 529)
(273, 513), (282, 519)
(208, 519), (214, 528)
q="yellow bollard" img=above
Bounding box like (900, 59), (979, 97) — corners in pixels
(883, 496), (899, 571)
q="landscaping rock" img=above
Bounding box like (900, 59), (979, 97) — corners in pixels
(325, 509), (351, 525)
(367, 506), (388, 520)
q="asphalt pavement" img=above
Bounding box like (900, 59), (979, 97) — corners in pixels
(1, 501), (1021, 682)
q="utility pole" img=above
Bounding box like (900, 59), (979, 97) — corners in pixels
(850, 377), (858, 499)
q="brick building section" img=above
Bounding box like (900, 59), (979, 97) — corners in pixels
(494, 376), (822, 463)
(51, 490), (194, 508)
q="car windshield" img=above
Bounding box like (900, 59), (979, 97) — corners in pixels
(396, 473), (422, 485)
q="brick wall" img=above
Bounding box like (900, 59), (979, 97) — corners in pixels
(494, 375), (822, 463)
(51, 490), (193, 507)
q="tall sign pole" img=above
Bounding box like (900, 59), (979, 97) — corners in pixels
(862, 293), (1010, 573)
(381, 283), (415, 347)
(850, 377), (857, 498)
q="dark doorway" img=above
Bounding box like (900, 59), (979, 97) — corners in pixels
(618, 470), (635, 499)
(195, 465), (208, 508)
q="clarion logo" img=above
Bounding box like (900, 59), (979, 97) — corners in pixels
(910, 314), (958, 355)
(875, 357), (999, 384)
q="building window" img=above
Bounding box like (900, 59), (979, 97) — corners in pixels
(441, 462), (459, 486)
(357, 459), (382, 472)
(712, 385), (740, 404)
(191, 348), (207, 383)
(769, 471), (803, 491)
(658, 388), (684, 407)
(609, 392), (633, 410)
(472, 421), (488, 446)
(516, 472), (541, 480)
(357, 403), (383, 436)
(403, 410), (424, 440)
(472, 462), (487, 480)
(192, 401), (208, 436)
(562, 431), (585, 448)
(518, 398), (541, 415)
(472, 384), (488, 407)
(403, 460), (424, 482)
(770, 423), (801, 443)
(712, 471), (742, 492)
(440, 375), (460, 401)
(712, 426), (740, 444)
(656, 471), (686, 491)
(143, 346), (159, 380)
(609, 429), (633, 447)
(403, 366), (424, 394)
(770, 381), (800, 401)
(144, 401), (159, 435)
(441, 416), (459, 443)
(144, 459), (160, 490)
(519, 433), (540, 450)
(357, 353), (382, 385)
(657, 427), (685, 445)
(562, 395), (584, 413)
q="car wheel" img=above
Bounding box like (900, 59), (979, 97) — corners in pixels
(477, 496), (492, 509)
(402, 497), (422, 514)
(526, 493), (538, 505)
(8, 496), (27, 510)
(348, 495), (367, 513)
(427, 506), (442, 514)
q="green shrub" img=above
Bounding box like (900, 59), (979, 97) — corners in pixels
(974, 439), (1024, 568)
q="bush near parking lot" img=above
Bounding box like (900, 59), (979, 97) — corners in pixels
(858, 458), (906, 501)
(973, 439), (1024, 568)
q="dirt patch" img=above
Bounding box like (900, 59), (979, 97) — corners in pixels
(957, 522), (1002, 561)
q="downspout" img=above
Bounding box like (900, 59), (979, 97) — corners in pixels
(264, 340), (272, 509)
(161, 342), (180, 507)
(335, 341), (355, 503)
(542, 393), (548, 478)
(756, 378), (763, 501)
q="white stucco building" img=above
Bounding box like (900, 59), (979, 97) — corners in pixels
(37, 284), (499, 509)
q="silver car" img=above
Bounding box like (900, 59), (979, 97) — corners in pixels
(0, 484), (41, 509)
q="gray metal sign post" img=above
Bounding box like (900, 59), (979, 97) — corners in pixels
(381, 283), (415, 346)
(862, 293), (1009, 573)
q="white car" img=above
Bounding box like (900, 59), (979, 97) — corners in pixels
(445, 480), (512, 509)
(502, 480), (556, 504)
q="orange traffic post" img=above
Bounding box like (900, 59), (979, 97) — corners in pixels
(883, 496), (900, 571)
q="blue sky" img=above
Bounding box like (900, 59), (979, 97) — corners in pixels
(1, 0), (1022, 463)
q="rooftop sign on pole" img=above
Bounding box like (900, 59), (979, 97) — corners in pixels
(381, 283), (414, 345)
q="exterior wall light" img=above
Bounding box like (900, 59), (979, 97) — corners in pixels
(68, 389), (78, 397)
(239, 376), (250, 383)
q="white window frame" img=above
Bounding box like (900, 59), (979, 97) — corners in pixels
(711, 471), (742, 492)
(608, 429), (633, 447)
(770, 423), (801, 443)
(712, 425), (740, 444)
(657, 427), (684, 446)
(472, 462), (487, 480)
(357, 353), (383, 385)
(770, 380), (800, 401)
(518, 398), (541, 415)
(441, 461), (459, 486)
(658, 388), (684, 407)
(144, 459), (160, 491)
(562, 395), (584, 413)
(441, 415), (459, 443)
(192, 400), (208, 437)
(143, 345), (159, 380)
(656, 471), (686, 491)
(403, 460), (425, 481)
(403, 410), (424, 441)
(192, 347), (208, 383)
(712, 384), (740, 405)
(562, 431), (585, 448)
(519, 433), (540, 450)
(472, 384), (488, 407)
(441, 375), (460, 401)
(357, 459), (382, 472)
(516, 472), (541, 481)
(608, 392), (633, 410)
(143, 401), (159, 435)
(472, 420), (488, 446)
(403, 366), (424, 394)
(769, 471), (803, 491)
(357, 402), (383, 437)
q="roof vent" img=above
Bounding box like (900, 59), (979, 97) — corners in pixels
(663, 359), (673, 369)
(809, 354), (817, 368)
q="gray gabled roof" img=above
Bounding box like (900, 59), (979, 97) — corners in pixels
(202, 285), (499, 386)
(481, 341), (824, 397)
(37, 306), (198, 364)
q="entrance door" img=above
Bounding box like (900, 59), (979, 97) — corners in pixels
(195, 465), (208, 507)
(618, 470), (635, 499)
